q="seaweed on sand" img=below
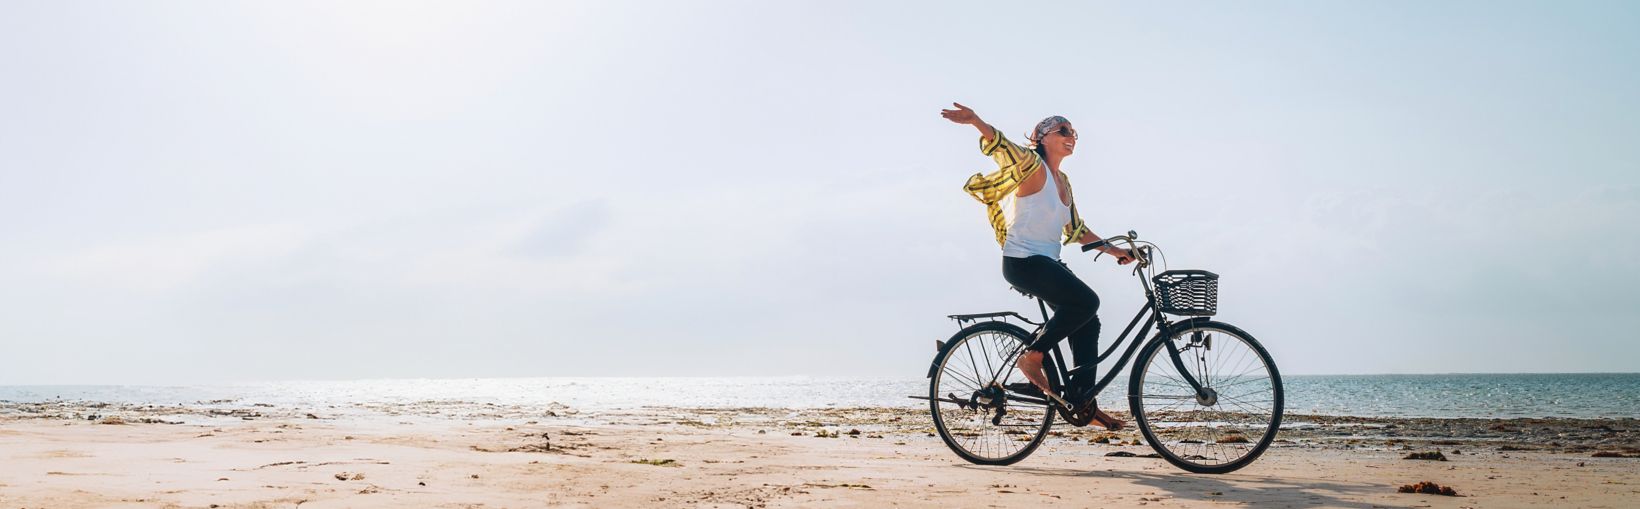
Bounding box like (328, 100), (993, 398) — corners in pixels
(1397, 481), (1459, 496)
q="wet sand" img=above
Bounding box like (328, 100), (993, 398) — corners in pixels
(1, 402), (1636, 508)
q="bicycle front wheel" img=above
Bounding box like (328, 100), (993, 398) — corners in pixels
(1129, 320), (1283, 474)
(929, 321), (1057, 466)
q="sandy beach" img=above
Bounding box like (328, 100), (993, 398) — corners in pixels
(2, 401), (1636, 508)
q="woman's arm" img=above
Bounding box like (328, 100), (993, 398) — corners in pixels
(1077, 230), (1136, 265)
(947, 102), (1039, 181)
(941, 102), (997, 141)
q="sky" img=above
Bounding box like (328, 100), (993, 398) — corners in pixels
(2, 1), (1637, 385)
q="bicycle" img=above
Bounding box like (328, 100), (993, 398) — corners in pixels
(912, 231), (1283, 474)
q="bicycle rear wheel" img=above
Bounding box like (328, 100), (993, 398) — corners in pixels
(929, 321), (1057, 465)
(1129, 320), (1283, 474)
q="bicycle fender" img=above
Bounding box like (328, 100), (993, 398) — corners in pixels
(1157, 317), (1218, 339)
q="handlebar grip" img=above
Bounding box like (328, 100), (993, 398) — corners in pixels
(1081, 240), (1109, 252)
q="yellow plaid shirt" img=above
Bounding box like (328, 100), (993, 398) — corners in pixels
(962, 131), (1090, 247)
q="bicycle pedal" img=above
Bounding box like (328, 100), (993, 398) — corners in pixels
(1004, 382), (1044, 398)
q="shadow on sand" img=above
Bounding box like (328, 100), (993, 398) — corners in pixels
(958, 462), (1412, 509)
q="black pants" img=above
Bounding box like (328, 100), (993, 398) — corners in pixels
(1002, 255), (1101, 370)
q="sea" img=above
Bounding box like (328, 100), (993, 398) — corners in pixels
(1, 373), (1636, 420)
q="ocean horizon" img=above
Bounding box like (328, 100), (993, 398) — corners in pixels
(3, 373), (1636, 420)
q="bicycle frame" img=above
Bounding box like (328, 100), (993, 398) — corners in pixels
(991, 247), (1213, 406)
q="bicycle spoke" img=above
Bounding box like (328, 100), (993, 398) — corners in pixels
(939, 365), (984, 393)
(1210, 352), (1262, 390)
(1210, 372), (1270, 393)
(1217, 396), (1271, 417)
(980, 336), (999, 384)
(963, 341), (986, 389)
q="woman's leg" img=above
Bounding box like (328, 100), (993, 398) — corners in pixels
(1003, 257), (1122, 429)
(1002, 256), (1099, 355)
(1002, 256), (1098, 395)
(1047, 295), (1124, 430)
(1050, 301), (1101, 371)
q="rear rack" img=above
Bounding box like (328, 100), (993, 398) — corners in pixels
(947, 311), (1042, 327)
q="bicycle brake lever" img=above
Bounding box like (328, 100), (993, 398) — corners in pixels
(1131, 256), (1149, 276)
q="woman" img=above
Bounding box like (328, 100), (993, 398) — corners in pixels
(941, 102), (1130, 430)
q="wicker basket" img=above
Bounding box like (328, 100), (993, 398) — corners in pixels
(1152, 270), (1219, 316)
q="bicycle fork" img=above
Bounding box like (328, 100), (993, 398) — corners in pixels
(1165, 331), (1217, 405)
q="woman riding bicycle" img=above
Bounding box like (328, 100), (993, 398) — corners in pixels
(941, 102), (1131, 430)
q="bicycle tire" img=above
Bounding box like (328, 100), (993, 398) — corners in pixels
(929, 321), (1058, 465)
(1128, 320), (1283, 474)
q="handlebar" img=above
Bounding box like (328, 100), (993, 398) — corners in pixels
(1081, 229), (1139, 252)
(1079, 239), (1110, 252)
(1079, 230), (1153, 269)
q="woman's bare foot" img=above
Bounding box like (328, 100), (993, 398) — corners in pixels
(1092, 408), (1125, 431)
(1016, 351), (1052, 394)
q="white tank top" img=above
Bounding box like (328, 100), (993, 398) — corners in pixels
(1001, 165), (1072, 259)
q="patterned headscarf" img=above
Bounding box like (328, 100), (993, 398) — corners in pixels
(1027, 115), (1070, 147)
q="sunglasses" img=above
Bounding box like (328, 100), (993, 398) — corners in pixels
(1045, 126), (1078, 140)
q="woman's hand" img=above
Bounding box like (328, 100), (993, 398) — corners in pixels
(940, 102), (982, 125)
(943, 102), (997, 141)
(1114, 249), (1136, 265)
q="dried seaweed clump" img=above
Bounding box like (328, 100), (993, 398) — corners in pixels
(1590, 451), (1638, 458)
(1397, 481), (1458, 496)
(1402, 451), (1448, 461)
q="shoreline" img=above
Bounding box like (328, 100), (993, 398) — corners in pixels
(5, 399), (1639, 455)
(5, 399), (1638, 452)
(4, 372), (1635, 421)
(2, 402), (1636, 507)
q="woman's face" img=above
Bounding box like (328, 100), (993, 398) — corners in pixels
(1042, 122), (1078, 158)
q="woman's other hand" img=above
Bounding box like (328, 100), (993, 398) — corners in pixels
(941, 102), (981, 125)
(1115, 250), (1136, 265)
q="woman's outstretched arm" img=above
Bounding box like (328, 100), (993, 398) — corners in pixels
(940, 102), (997, 141)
